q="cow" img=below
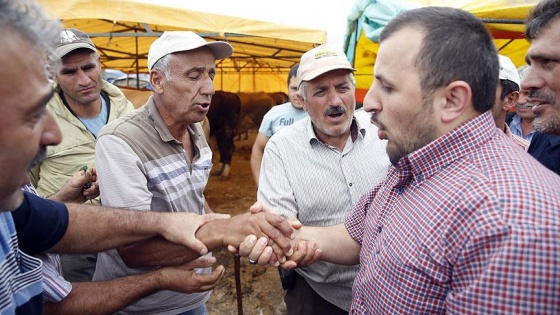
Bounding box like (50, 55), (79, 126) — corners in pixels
(267, 91), (289, 105)
(235, 92), (276, 140)
(207, 91), (241, 179)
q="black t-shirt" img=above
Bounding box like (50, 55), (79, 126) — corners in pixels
(11, 191), (69, 255)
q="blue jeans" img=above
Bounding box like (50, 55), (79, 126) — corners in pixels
(176, 305), (207, 315)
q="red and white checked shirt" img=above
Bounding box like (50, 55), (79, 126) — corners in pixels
(346, 111), (560, 314)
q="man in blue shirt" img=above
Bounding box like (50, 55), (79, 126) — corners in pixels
(251, 63), (309, 185)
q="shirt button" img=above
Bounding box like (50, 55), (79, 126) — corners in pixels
(349, 183), (353, 187)
(396, 187), (403, 194)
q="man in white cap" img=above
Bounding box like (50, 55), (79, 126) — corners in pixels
(0, 2), (295, 313)
(93, 31), (233, 314)
(491, 55), (529, 150)
(28, 27), (135, 282)
(255, 44), (390, 314)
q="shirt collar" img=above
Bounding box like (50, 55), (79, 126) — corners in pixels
(145, 97), (200, 144)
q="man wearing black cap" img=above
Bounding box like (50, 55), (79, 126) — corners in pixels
(28, 28), (135, 282)
(93, 31), (236, 314)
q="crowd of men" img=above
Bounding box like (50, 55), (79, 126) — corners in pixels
(0, 0), (559, 314)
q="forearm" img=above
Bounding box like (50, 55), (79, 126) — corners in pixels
(250, 151), (263, 185)
(50, 203), (166, 253)
(196, 211), (294, 255)
(119, 237), (199, 268)
(250, 133), (268, 185)
(297, 224), (361, 265)
(44, 272), (163, 315)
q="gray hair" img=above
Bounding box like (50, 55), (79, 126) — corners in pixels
(298, 72), (356, 101)
(0, 0), (61, 61)
(151, 54), (172, 81)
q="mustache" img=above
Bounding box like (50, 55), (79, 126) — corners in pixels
(528, 90), (555, 103)
(30, 147), (47, 169)
(515, 103), (535, 109)
(324, 106), (346, 116)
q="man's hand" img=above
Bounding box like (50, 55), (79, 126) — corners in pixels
(157, 256), (225, 293)
(220, 210), (295, 255)
(159, 212), (231, 256)
(51, 167), (99, 203)
(236, 234), (323, 268)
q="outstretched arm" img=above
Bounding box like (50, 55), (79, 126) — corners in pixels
(119, 210), (295, 268)
(49, 206), (227, 256)
(44, 256), (224, 315)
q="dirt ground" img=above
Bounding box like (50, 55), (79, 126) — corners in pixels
(204, 132), (286, 315)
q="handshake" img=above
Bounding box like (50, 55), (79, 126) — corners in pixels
(227, 202), (323, 269)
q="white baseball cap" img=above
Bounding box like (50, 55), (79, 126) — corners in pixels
(296, 44), (355, 87)
(498, 54), (520, 87)
(148, 31), (233, 71)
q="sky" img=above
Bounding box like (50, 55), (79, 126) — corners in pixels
(138, 0), (356, 50)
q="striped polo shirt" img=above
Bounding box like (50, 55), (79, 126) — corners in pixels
(94, 96), (212, 314)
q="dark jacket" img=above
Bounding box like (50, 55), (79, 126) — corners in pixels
(528, 132), (560, 176)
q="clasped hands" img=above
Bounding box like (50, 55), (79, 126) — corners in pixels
(228, 202), (323, 268)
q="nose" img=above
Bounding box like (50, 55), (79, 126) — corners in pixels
(520, 65), (543, 92)
(363, 85), (381, 113)
(41, 111), (62, 146)
(200, 75), (216, 96)
(76, 69), (91, 86)
(326, 88), (342, 105)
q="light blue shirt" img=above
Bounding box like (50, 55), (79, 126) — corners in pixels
(509, 114), (535, 142)
(78, 96), (108, 137)
(258, 102), (308, 137)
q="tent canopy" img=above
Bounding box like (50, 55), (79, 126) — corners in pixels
(344, 0), (539, 102)
(38, 0), (326, 93)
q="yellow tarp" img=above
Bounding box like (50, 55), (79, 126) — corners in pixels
(38, 0), (326, 93)
(345, 0), (538, 102)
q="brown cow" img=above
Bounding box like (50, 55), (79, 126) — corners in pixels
(235, 92), (276, 140)
(207, 91), (241, 179)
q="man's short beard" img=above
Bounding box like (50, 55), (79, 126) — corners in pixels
(533, 115), (560, 135)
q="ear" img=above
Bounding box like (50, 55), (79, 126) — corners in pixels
(439, 81), (472, 124)
(502, 91), (519, 111)
(150, 70), (164, 94)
